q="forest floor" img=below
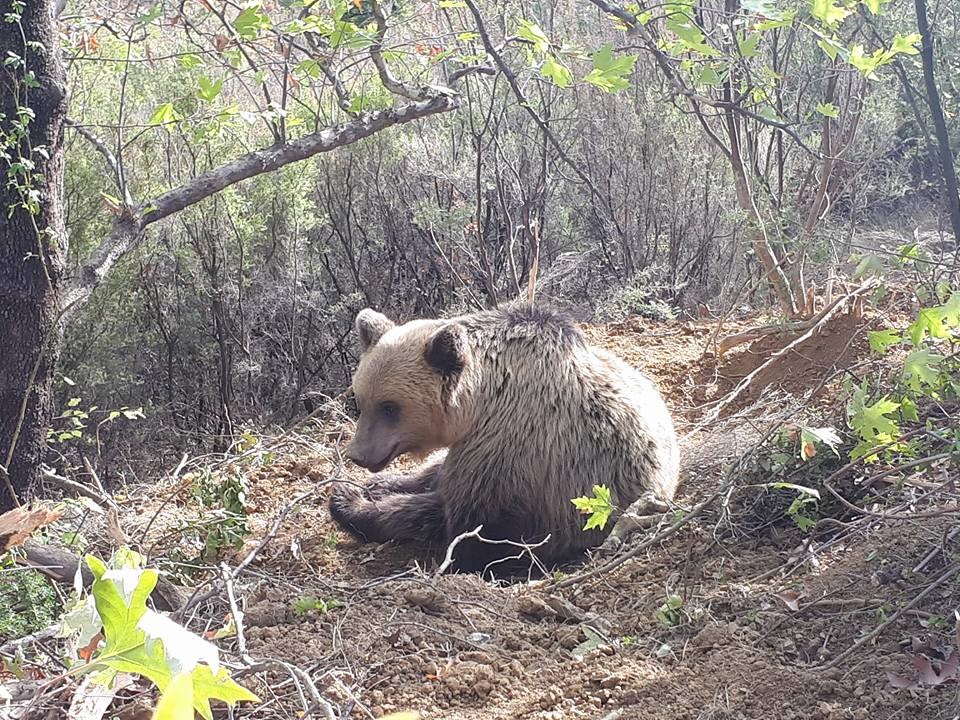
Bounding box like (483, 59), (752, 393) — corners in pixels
(13, 299), (960, 720)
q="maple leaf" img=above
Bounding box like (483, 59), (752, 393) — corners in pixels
(902, 349), (943, 392)
(906, 308), (948, 346)
(571, 485), (615, 531)
(868, 328), (901, 354)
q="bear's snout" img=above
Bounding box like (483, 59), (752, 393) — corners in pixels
(346, 438), (397, 473)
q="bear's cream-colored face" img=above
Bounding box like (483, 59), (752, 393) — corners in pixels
(346, 309), (469, 472)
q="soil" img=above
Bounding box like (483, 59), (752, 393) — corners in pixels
(121, 308), (959, 720)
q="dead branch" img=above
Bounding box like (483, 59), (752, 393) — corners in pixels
(65, 119), (133, 207)
(600, 491), (671, 551)
(17, 538), (186, 611)
(553, 478), (728, 590)
(715, 277), (867, 356)
(40, 466), (117, 510)
(433, 525), (552, 577)
(822, 561), (960, 670)
(232, 482), (332, 578)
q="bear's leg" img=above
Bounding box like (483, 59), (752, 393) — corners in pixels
(363, 462), (443, 501)
(329, 465), (446, 545)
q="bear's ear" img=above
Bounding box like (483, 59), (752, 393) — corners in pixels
(425, 323), (468, 379)
(355, 308), (395, 353)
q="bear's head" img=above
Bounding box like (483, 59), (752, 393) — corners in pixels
(346, 308), (470, 472)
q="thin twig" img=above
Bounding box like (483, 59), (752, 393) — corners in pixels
(433, 524), (552, 577)
(822, 561), (960, 670)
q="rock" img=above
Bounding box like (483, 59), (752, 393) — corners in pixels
(600, 675), (621, 689)
(403, 586), (447, 612)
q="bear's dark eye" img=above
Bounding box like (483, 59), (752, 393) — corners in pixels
(379, 401), (400, 422)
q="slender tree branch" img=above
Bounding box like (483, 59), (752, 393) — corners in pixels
(369, 0), (429, 100)
(584, 0), (822, 159)
(65, 118), (133, 207)
(61, 94), (460, 318)
(462, 0), (610, 209)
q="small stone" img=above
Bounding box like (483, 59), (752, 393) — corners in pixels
(600, 675), (621, 689)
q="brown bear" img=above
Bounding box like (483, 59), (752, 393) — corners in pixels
(328, 304), (679, 577)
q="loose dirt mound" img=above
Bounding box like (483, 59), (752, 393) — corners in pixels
(126, 313), (958, 720)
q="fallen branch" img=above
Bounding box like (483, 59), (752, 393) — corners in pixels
(600, 491), (671, 551)
(553, 478), (728, 590)
(18, 539), (185, 611)
(714, 283), (853, 356)
(433, 525), (551, 578)
(822, 561), (960, 670)
(40, 466), (117, 510)
(223, 563), (337, 720)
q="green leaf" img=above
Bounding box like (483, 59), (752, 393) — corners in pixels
(863, 0), (887, 14)
(136, 5), (163, 26)
(196, 76), (223, 103)
(516, 19), (550, 55)
(152, 672), (194, 720)
(868, 328), (901, 354)
(890, 33), (921, 56)
(753, 9), (797, 30)
(900, 396), (919, 422)
(91, 565), (157, 653)
(939, 292), (960, 327)
(852, 253), (883, 280)
(816, 36), (844, 61)
(540, 55), (572, 87)
(233, 5), (272, 40)
(906, 307), (948, 345)
(815, 102), (839, 118)
(811, 0), (851, 26)
(584, 43), (638, 93)
(697, 65), (721, 86)
(849, 392), (900, 452)
(148, 102), (181, 127)
(902, 348), (943, 391)
(738, 32), (760, 58)
(848, 44), (880, 77)
(570, 625), (605, 659)
(189, 664), (259, 719)
(179, 54), (203, 69)
(571, 484), (615, 531)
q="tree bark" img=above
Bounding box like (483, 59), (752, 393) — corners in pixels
(914, 0), (960, 242)
(0, 0), (68, 511)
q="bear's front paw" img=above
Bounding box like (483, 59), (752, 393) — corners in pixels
(329, 482), (365, 520)
(364, 473), (404, 501)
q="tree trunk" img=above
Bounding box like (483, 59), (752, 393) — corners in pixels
(914, 0), (960, 243)
(0, 0), (68, 511)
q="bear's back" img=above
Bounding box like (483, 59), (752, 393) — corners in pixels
(443, 305), (676, 559)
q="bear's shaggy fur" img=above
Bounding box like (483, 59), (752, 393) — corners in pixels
(328, 304), (679, 576)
